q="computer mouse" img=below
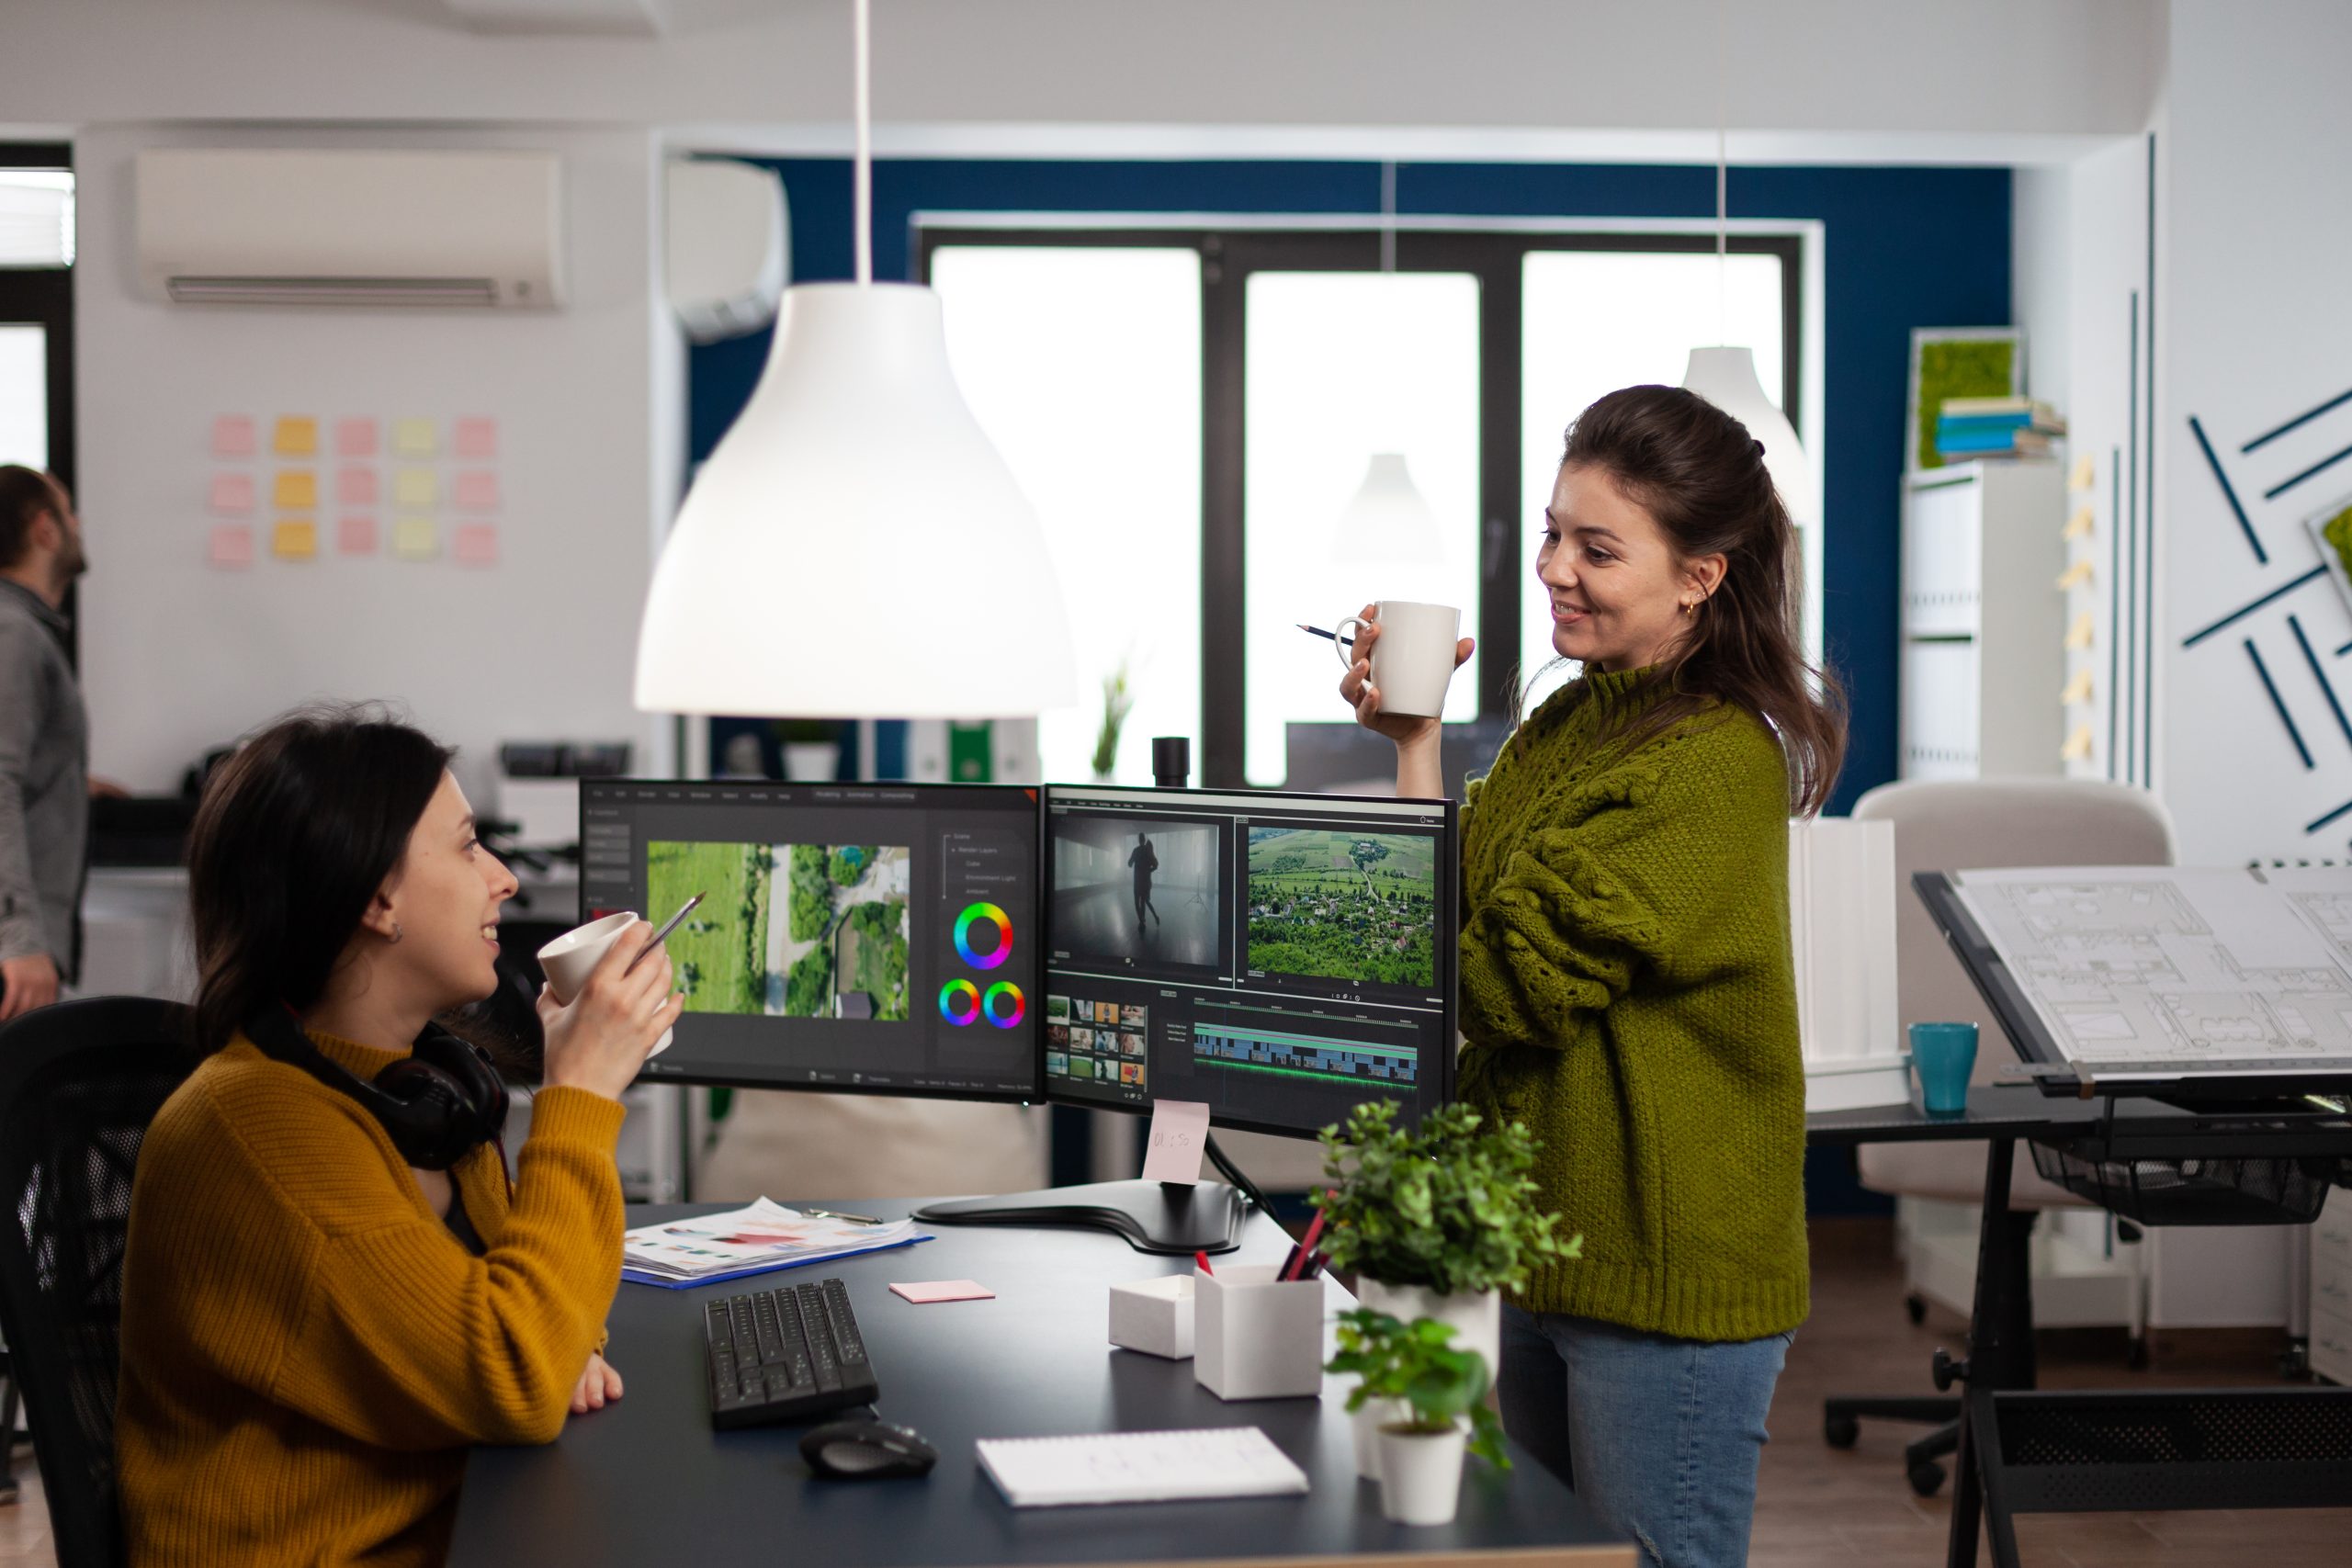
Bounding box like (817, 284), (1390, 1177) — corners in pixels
(799, 1417), (939, 1480)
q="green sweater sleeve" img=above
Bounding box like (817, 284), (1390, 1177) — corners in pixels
(1459, 710), (1787, 1054)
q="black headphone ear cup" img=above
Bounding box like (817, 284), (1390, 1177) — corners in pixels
(412, 1032), (512, 1134)
(374, 1058), (480, 1171)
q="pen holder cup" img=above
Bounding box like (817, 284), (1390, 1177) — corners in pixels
(1194, 1267), (1325, 1401)
(1109, 1275), (1195, 1360)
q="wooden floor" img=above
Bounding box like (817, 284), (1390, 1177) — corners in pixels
(0, 1217), (2343, 1565)
(1754, 1217), (2352, 1568)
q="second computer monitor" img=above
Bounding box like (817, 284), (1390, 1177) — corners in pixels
(1041, 784), (1455, 1139)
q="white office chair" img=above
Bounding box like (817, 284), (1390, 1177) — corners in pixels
(1822, 776), (2176, 1496)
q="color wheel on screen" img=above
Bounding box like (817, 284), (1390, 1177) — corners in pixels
(938, 979), (981, 1026)
(955, 901), (1012, 970)
(982, 982), (1024, 1030)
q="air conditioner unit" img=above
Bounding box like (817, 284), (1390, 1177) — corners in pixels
(135, 149), (565, 308)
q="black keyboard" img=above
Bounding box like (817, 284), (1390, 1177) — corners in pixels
(703, 1276), (879, 1430)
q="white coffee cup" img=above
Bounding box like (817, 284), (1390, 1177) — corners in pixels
(536, 911), (674, 1057)
(1335, 600), (1463, 720)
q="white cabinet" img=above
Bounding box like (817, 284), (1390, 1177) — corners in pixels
(1899, 460), (2066, 779)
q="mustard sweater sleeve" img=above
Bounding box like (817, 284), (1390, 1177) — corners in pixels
(220, 1084), (628, 1451)
(1460, 711), (1788, 1054)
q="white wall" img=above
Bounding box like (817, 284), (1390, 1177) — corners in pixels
(75, 122), (680, 795)
(0, 0), (2158, 162)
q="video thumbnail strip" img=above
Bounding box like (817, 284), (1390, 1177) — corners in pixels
(1192, 1023), (1419, 1086)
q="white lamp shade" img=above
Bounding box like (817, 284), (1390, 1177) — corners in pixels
(1329, 452), (1442, 564)
(635, 282), (1076, 716)
(1681, 345), (1816, 528)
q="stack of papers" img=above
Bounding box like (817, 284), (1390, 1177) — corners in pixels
(621, 1198), (930, 1289)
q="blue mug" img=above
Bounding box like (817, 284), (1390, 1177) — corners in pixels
(1909, 1021), (1979, 1115)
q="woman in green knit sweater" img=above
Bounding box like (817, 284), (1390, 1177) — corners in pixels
(1340, 385), (1844, 1568)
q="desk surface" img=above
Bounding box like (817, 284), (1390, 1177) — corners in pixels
(1804, 1085), (2107, 1146)
(450, 1201), (1627, 1567)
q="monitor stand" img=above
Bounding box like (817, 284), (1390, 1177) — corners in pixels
(911, 1179), (1249, 1256)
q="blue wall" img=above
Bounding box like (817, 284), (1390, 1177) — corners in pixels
(690, 159), (2013, 812)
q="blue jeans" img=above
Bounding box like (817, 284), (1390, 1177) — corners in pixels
(1498, 1304), (1791, 1568)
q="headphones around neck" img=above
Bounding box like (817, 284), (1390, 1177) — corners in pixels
(245, 1004), (511, 1171)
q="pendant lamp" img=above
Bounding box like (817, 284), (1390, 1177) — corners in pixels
(634, 0), (1074, 717)
(1330, 163), (1442, 568)
(1680, 49), (1816, 530)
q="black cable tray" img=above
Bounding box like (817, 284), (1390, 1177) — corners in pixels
(1991, 1388), (2352, 1513)
(2030, 1141), (2350, 1224)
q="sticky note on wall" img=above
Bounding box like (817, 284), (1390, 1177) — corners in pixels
(337, 468), (379, 507)
(2055, 558), (2095, 591)
(272, 417), (318, 457)
(2062, 725), (2094, 762)
(212, 416), (257, 458)
(454, 471), (499, 513)
(393, 468), (437, 508)
(2063, 506), (2095, 541)
(209, 473), (255, 514)
(273, 471), (318, 511)
(453, 416), (498, 458)
(337, 516), (379, 556)
(453, 523), (499, 566)
(208, 525), (254, 570)
(392, 418), (436, 458)
(391, 516), (437, 560)
(2064, 611), (2096, 650)
(335, 418), (379, 457)
(272, 519), (318, 561)
(2060, 668), (2094, 705)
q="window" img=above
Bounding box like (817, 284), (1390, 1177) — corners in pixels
(922, 225), (1802, 787)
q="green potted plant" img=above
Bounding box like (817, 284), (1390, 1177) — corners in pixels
(1312, 1100), (1575, 1478)
(1327, 1309), (1507, 1526)
(772, 717), (842, 782)
(1090, 657), (1135, 782)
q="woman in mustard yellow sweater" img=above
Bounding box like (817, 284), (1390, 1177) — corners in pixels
(116, 708), (684, 1567)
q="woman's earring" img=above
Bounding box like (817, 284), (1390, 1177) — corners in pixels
(1681, 598), (1696, 616)
(389, 921), (403, 944)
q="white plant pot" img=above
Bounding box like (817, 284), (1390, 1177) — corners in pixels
(1350, 1391), (1409, 1481)
(782, 740), (842, 781)
(1357, 1279), (1502, 1386)
(1375, 1424), (1468, 1526)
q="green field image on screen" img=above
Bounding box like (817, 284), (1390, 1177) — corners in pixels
(646, 840), (910, 1021)
(1245, 827), (1437, 988)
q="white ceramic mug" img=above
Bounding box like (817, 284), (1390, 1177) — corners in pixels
(536, 911), (674, 1056)
(1335, 600), (1463, 720)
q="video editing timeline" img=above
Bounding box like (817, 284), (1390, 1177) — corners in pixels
(579, 780), (1040, 1101)
(1042, 784), (1454, 1138)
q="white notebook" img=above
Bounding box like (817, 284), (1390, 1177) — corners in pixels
(976, 1426), (1310, 1508)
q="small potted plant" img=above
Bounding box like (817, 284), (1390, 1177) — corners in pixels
(1090, 658), (1135, 783)
(773, 717), (842, 782)
(1327, 1309), (1507, 1526)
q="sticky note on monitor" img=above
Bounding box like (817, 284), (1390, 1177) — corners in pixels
(208, 525), (254, 570)
(453, 470), (499, 513)
(1141, 1100), (1211, 1185)
(336, 468), (379, 507)
(272, 470), (318, 511)
(452, 522), (499, 567)
(209, 473), (255, 515)
(392, 418), (437, 458)
(391, 516), (438, 560)
(271, 519), (318, 561)
(393, 468), (437, 509)
(211, 415), (257, 458)
(337, 515), (379, 556)
(272, 417), (318, 457)
(335, 418), (379, 458)
(453, 416), (498, 458)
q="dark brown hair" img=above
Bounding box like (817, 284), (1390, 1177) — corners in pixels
(1527, 384), (1847, 815)
(0, 466), (61, 570)
(187, 706), (455, 1054)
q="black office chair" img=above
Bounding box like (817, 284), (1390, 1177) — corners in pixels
(0, 997), (198, 1568)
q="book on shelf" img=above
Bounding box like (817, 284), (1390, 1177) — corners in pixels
(1936, 428), (2056, 459)
(1938, 395), (2060, 418)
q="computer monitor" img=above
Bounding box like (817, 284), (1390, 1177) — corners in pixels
(578, 779), (1040, 1102)
(1038, 784), (1456, 1139)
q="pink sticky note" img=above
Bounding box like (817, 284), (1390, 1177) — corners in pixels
(211, 415), (256, 457)
(208, 525), (254, 570)
(336, 468), (379, 507)
(454, 470), (500, 513)
(334, 418), (379, 457)
(888, 1280), (995, 1304)
(453, 416), (498, 458)
(1141, 1100), (1211, 1185)
(337, 515), (379, 556)
(209, 473), (255, 515)
(453, 522), (499, 566)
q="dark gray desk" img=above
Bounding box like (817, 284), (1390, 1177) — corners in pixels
(450, 1201), (1630, 1567)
